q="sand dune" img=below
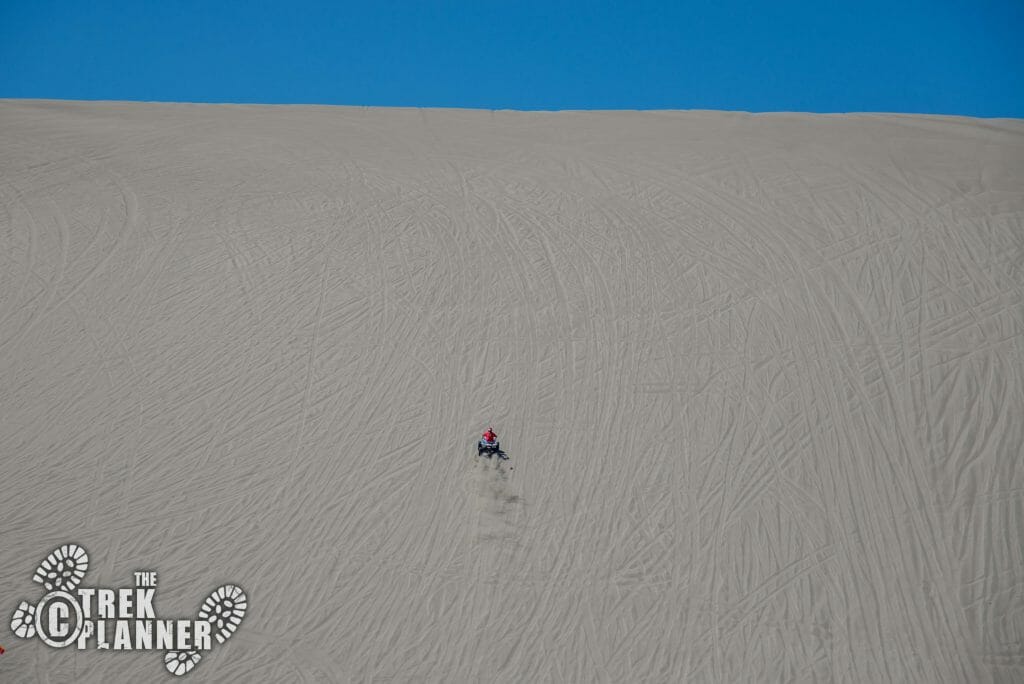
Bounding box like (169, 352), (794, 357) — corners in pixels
(1, 100), (1022, 682)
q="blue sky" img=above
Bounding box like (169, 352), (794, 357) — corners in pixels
(1, 1), (1021, 116)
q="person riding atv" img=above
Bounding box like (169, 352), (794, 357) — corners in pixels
(478, 427), (500, 456)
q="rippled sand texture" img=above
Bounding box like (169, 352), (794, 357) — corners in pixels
(1, 101), (1022, 682)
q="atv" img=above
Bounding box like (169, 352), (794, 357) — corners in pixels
(477, 438), (501, 457)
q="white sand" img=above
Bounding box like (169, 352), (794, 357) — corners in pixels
(1, 100), (1022, 682)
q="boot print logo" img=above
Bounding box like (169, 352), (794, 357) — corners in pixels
(9, 543), (247, 677)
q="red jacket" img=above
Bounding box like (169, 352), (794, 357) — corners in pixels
(482, 430), (497, 442)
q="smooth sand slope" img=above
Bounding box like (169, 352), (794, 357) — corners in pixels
(1, 101), (1022, 683)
